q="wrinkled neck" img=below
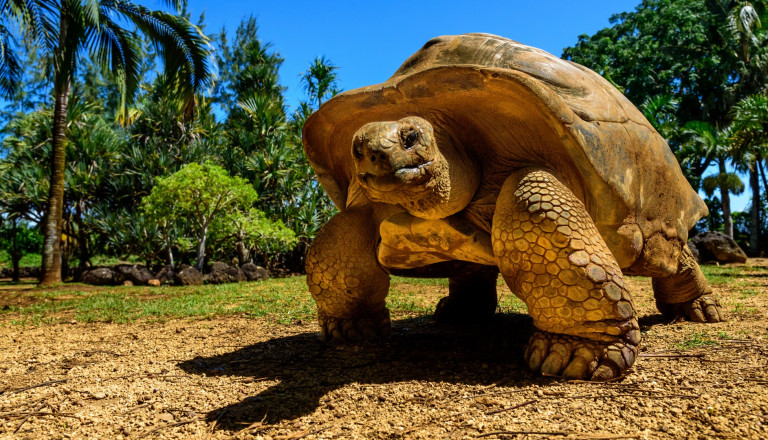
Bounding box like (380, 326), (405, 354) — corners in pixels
(402, 135), (480, 219)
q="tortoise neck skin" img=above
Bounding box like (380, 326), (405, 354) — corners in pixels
(351, 116), (480, 220)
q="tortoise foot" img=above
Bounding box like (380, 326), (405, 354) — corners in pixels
(657, 295), (724, 323)
(319, 308), (391, 343)
(524, 330), (638, 381)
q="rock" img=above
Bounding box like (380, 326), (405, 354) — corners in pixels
(687, 242), (700, 262)
(155, 265), (176, 285)
(690, 231), (748, 264)
(122, 280), (134, 286)
(175, 265), (203, 286)
(241, 263), (269, 281)
(81, 267), (116, 285)
(114, 264), (153, 285)
(204, 261), (245, 284)
(147, 279), (161, 287)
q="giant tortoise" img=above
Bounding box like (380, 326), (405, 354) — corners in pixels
(302, 33), (724, 380)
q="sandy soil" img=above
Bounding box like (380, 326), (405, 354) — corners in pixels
(1, 263), (767, 439)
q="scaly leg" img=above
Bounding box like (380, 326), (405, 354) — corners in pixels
(306, 205), (391, 342)
(434, 263), (499, 325)
(493, 169), (640, 380)
(652, 245), (724, 322)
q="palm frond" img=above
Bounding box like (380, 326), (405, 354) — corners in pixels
(109, 0), (213, 96)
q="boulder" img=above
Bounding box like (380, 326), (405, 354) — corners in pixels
(690, 231), (748, 264)
(114, 264), (153, 285)
(241, 263), (269, 281)
(204, 261), (245, 284)
(155, 265), (176, 285)
(175, 265), (203, 286)
(81, 267), (116, 285)
(687, 242), (700, 262)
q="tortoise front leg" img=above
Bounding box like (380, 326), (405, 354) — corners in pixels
(493, 169), (640, 380)
(306, 205), (391, 342)
(652, 245), (724, 322)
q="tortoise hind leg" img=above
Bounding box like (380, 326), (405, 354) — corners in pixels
(434, 263), (499, 325)
(652, 245), (724, 322)
(493, 169), (640, 380)
(306, 205), (391, 342)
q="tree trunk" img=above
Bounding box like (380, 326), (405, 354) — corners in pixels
(235, 231), (248, 266)
(76, 200), (90, 272)
(719, 161), (733, 238)
(759, 156), (768, 204)
(748, 161), (760, 255)
(40, 78), (71, 286)
(195, 226), (208, 271)
(10, 218), (20, 282)
(166, 237), (175, 269)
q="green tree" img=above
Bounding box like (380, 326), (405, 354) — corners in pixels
(207, 208), (296, 267)
(682, 122), (745, 238)
(731, 92), (768, 253)
(300, 55), (339, 108)
(213, 17), (337, 271)
(141, 162), (259, 270)
(0, 218), (42, 281)
(0, 0), (213, 285)
(1, 95), (126, 275)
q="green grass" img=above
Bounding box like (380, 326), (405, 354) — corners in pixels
(674, 329), (738, 350)
(1, 273), (535, 327)
(674, 330), (718, 349)
(2, 277), (317, 326)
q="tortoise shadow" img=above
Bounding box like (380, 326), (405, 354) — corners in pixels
(177, 313), (537, 430)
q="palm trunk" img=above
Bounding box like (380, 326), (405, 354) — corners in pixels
(748, 160), (760, 255)
(719, 161), (733, 238)
(40, 78), (71, 285)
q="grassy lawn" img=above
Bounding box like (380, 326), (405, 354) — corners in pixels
(0, 276), (476, 326)
(1, 263), (760, 327)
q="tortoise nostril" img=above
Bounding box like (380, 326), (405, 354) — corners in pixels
(370, 155), (376, 162)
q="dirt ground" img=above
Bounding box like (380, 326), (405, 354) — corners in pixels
(1, 262), (767, 439)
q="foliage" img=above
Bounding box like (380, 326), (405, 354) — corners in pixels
(564, 0), (768, 253)
(141, 161), (295, 270)
(0, 0), (215, 284)
(214, 17), (337, 252)
(301, 55), (339, 107)
(0, 219), (43, 279)
(0, 12), (341, 275)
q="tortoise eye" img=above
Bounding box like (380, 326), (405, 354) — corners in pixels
(403, 130), (419, 148)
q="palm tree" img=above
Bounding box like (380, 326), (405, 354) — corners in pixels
(731, 92), (768, 254)
(300, 56), (339, 108)
(683, 121), (745, 238)
(0, 0), (213, 285)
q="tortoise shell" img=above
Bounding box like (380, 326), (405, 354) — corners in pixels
(302, 33), (706, 268)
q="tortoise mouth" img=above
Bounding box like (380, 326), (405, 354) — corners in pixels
(358, 160), (436, 192)
(393, 160), (433, 181)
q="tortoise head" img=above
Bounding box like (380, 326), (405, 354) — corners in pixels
(351, 116), (479, 219)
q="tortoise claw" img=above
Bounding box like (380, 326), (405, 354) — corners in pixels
(319, 309), (391, 343)
(658, 295), (724, 323)
(525, 331), (638, 381)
